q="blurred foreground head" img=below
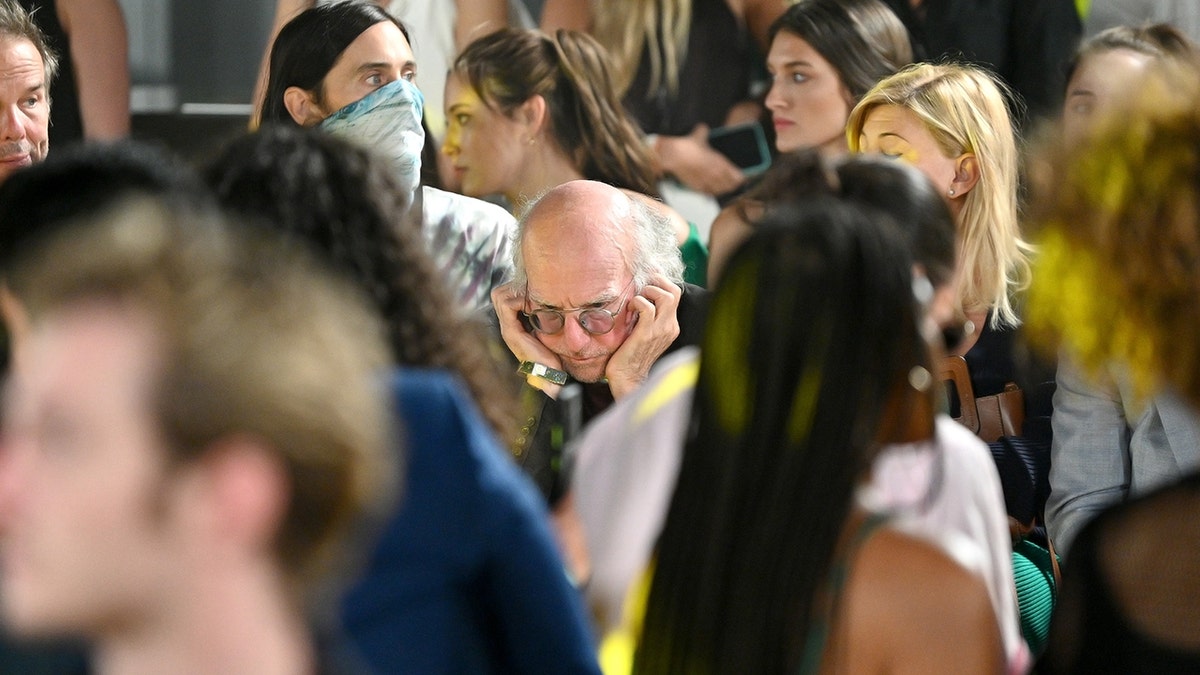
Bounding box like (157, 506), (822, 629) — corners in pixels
(0, 199), (396, 644)
(1027, 63), (1200, 405)
(0, 140), (209, 372)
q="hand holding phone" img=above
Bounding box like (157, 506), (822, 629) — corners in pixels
(707, 121), (772, 176)
(655, 125), (747, 196)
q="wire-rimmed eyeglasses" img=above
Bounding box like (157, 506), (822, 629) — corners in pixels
(523, 278), (636, 335)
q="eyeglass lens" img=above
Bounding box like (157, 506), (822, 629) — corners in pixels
(528, 308), (617, 335)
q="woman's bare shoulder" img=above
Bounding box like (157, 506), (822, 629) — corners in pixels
(706, 200), (759, 283)
(838, 528), (1005, 674)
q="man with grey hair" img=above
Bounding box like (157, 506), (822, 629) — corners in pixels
(0, 0), (56, 185)
(492, 180), (707, 506)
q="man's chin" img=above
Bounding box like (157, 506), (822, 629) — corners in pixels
(0, 156), (31, 182)
(0, 586), (62, 638)
(561, 357), (608, 384)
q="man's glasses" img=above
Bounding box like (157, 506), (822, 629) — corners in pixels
(524, 278), (635, 336)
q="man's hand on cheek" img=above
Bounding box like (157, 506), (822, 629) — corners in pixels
(604, 274), (682, 399)
(492, 283), (565, 398)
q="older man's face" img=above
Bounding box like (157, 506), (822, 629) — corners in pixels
(0, 37), (48, 183)
(522, 219), (639, 384)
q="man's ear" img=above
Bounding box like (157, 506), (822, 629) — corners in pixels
(283, 86), (325, 127)
(193, 437), (290, 553)
(948, 152), (980, 199)
(514, 94), (549, 140)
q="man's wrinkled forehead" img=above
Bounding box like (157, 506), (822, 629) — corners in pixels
(522, 221), (633, 308)
(524, 203), (633, 257)
(0, 36), (44, 83)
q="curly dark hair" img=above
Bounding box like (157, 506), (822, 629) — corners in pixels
(205, 124), (518, 439)
(739, 150), (955, 289)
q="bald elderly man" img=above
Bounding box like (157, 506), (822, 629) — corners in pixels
(492, 180), (708, 504)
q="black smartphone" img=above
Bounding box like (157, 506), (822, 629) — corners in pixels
(707, 121), (772, 176)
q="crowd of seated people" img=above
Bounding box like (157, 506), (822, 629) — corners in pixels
(1, 0), (1199, 672)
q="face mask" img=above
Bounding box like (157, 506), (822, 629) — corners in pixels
(320, 78), (425, 211)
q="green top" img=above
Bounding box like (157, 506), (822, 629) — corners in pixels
(679, 221), (709, 288)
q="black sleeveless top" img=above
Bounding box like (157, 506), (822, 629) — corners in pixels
(1040, 472), (1200, 673)
(622, 0), (756, 136)
(18, 0), (83, 146)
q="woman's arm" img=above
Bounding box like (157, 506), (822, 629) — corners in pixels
(455, 0), (510, 49)
(57, 0), (130, 139)
(741, 0), (785, 54)
(706, 201), (758, 283)
(653, 126), (747, 197)
(540, 0), (592, 32)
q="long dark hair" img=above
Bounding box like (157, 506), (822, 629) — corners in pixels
(453, 27), (660, 197)
(205, 125), (517, 439)
(634, 199), (930, 672)
(260, 0), (410, 126)
(769, 0), (912, 102)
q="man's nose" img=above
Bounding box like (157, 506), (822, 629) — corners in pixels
(560, 315), (592, 351)
(0, 441), (30, 532)
(0, 107), (25, 143)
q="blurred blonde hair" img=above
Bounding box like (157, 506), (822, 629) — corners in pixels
(847, 62), (1032, 328)
(1026, 62), (1200, 403)
(595, 0), (691, 97)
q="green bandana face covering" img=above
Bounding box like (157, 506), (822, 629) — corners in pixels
(320, 78), (425, 210)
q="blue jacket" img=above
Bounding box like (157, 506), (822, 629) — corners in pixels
(342, 368), (600, 674)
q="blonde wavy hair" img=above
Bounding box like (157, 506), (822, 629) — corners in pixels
(846, 62), (1032, 328)
(594, 0), (691, 97)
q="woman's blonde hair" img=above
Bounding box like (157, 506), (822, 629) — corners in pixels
(594, 0), (691, 97)
(846, 62), (1032, 328)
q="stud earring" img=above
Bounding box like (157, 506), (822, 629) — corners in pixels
(948, 188), (956, 196)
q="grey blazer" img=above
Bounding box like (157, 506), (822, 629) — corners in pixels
(1047, 357), (1200, 557)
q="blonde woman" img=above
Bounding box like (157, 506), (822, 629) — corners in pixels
(847, 63), (1032, 339)
(847, 62), (1055, 653)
